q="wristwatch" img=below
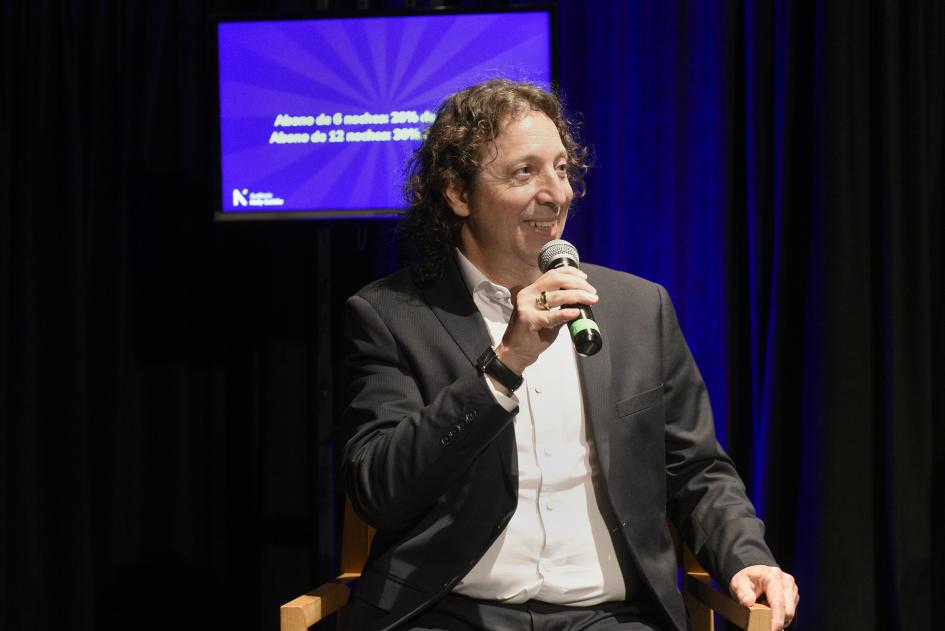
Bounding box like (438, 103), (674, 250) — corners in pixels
(476, 347), (524, 393)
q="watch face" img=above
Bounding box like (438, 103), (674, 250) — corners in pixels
(477, 347), (522, 392)
(477, 348), (496, 372)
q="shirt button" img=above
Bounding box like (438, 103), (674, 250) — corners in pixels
(543, 447), (552, 457)
(533, 385), (542, 393)
(545, 501), (554, 511)
(494, 290), (504, 299)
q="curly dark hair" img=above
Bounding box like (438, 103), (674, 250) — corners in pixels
(397, 79), (589, 283)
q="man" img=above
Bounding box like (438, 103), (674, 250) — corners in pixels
(341, 79), (798, 630)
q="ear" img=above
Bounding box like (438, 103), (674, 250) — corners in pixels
(442, 179), (471, 218)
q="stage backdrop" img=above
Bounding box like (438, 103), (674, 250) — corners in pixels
(1, 1), (941, 630)
(559, 2), (943, 628)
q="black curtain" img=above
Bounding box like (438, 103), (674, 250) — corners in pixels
(1, 2), (941, 630)
(0, 2), (395, 628)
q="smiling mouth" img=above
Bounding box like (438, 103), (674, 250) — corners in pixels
(524, 218), (560, 236)
(525, 204), (564, 234)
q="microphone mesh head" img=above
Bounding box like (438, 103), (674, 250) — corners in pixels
(538, 239), (580, 272)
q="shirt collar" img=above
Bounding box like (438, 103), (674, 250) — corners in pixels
(455, 249), (513, 308)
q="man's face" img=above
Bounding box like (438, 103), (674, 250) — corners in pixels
(445, 110), (574, 287)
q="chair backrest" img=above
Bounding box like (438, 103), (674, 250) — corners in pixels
(279, 500), (374, 631)
(339, 498), (374, 580)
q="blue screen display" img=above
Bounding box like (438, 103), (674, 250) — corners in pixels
(217, 11), (552, 218)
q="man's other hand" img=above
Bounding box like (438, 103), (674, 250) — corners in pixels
(729, 565), (799, 630)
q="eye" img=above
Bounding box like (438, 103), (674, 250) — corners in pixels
(513, 165), (531, 176)
(556, 162), (569, 177)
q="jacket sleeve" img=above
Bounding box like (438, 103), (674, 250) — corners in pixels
(658, 284), (778, 586)
(340, 293), (516, 533)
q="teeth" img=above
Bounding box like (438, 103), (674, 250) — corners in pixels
(529, 220), (556, 229)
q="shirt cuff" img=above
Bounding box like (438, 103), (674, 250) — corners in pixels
(483, 374), (519, 411)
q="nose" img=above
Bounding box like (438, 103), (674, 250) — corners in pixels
(536, 166), (572, 209)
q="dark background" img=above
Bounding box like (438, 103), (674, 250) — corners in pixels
(1, 1), (942, 630)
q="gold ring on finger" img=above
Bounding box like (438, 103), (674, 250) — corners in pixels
(537, 290), (550, 310)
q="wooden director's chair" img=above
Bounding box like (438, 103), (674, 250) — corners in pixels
(281, 499), (772, 631)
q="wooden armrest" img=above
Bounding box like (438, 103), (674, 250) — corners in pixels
(684, 569), (772, 631)
(279, 572), (360, 631)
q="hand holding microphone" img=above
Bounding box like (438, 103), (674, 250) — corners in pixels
(537, 240), (603, 356)
(493, 240), (602, 380)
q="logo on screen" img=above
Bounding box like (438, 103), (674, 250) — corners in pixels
(231, 187), (285, 208)
(233, 188), (249, 207)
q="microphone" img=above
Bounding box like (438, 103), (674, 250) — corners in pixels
(537, 240), (603, 356)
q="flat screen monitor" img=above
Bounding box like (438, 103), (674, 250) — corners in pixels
(213, 7), (554, 220)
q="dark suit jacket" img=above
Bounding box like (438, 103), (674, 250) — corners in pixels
(341, 258), (776, 631)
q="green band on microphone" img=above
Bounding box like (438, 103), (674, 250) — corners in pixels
(569, 318), (600, 337)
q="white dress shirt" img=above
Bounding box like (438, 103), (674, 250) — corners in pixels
(452, 251), (626, 606)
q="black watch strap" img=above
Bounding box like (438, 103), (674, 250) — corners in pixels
(476, 347), (524, 393)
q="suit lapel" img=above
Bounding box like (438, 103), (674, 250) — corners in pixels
(576, 269), (614, 482)
(419, 258), (518, 490)
(420, 258), (491, 367)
